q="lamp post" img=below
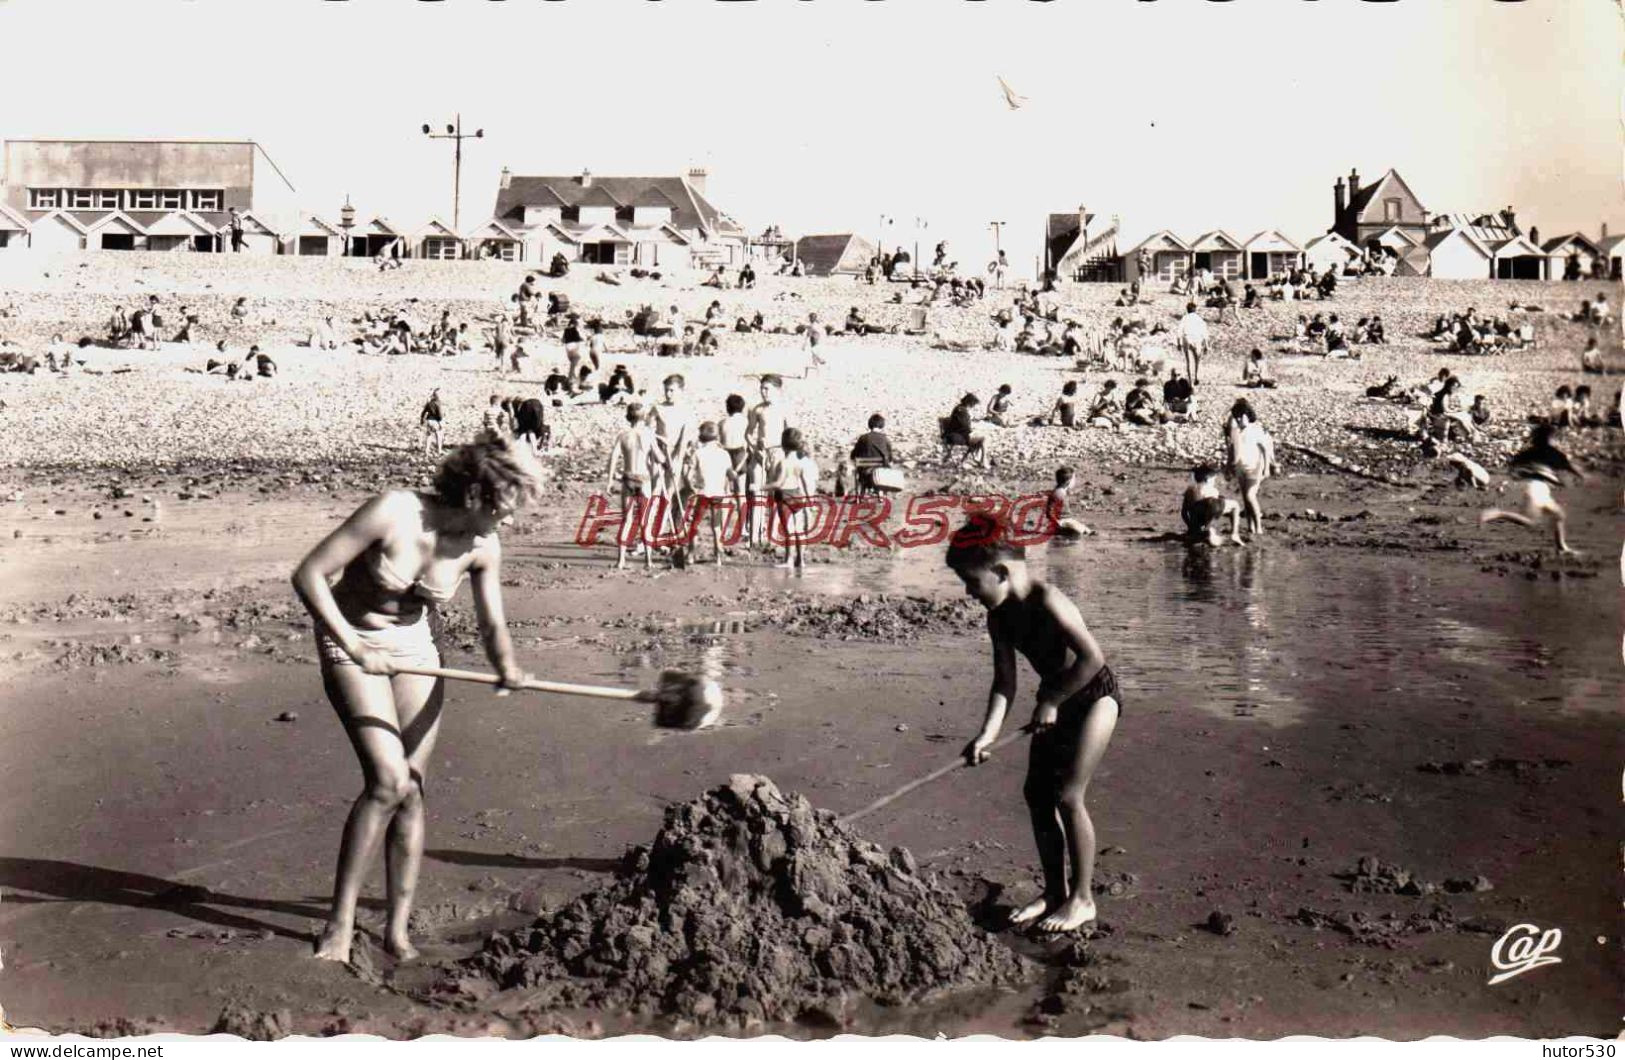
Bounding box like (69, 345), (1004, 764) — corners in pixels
(421, 115), (484, 232)
(913, 216), (927, 278)
(339, 195), (356, 258)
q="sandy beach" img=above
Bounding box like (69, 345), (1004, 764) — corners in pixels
(1, 254), (1620, 1039)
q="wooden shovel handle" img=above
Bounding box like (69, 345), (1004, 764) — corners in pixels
(391, 664), (652, 702)
(839, 727), (1031, 827)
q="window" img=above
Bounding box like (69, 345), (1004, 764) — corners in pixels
(157, 190), (184, 210)
(68, 189), (98, 209)
(130, 190), (158, 210)
(1384, 198), (1402, 222)
(192, 190), (222, 212)
(29, 188), (59, 209)
(98, 190), (121, 210)
(422, 237), (460, 260)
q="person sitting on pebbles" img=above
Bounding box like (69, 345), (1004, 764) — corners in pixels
(1181, 464), (1244, 546)
(1085, 380), (1122, 429)
(1123, 378), (1164, 426)
(951, 512), (1120, 935)
(1241, 348), (1276, 389)
(1163, 368), (1195, 419)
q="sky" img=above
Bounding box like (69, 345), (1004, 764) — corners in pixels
(0, 0), (1619, 271)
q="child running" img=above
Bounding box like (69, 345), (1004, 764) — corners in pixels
(1479, 424), (1587, 554)
(950, 514), (1120, 934)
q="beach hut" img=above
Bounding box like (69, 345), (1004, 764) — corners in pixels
(1489, 234), (1544, 280)
(1599, 230), (1624, 281)
(0, 203), (29, 249)
(349, 216), (405, 258)
(528, 221), (580, 269)
(793, 234), (876, 277)
(84, 210), (149, 251)
(465, 219), (526, 262)
(1189, 230), (1245, 281)
(1122, 231), (1193, 285)
(574, 222), (636, 266)
(1242, 231), (1303, 280)
(1421, 227), (1492, 280)
(1541, 233), (1602, 281)
(23, 209), (88, 252)
(290, 215), (346, 257)
(1303, 232), (1362, 274)
(140, 211), (219, 252)
(632, 225), (692, 269)
(413, 218), (464, 260)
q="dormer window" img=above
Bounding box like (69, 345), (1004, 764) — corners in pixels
(1384, 198), (1402, 222)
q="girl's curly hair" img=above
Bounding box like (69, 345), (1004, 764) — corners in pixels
(433, 436), (543, 511)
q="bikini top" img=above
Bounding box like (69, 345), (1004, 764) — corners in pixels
(366, 545), (465, 604)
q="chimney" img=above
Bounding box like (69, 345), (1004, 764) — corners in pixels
(686, 167), (708, 196)
(1348, 168), (1360, 198)
(1334, 177), (1346, 218)
(1529, 225), (1540, 247)
(1501, 206), (1516, 234)
(580, 168), (593, 188)
(499, 167), (512, 190)
(1602, 222), (1610, 241)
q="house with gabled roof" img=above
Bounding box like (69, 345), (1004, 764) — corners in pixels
(1487, 234), (1544, 280)
(21, 209), (89, 251)
(1242, 230), (1302, 280)
(1332, 167), (1431, 250)
(1190, 230), (1245, 281)
(349, 216), (405, 259)
(1045, 208), (1123, 283)
(1123, 230), (1193, 285)
(412, 218), (464, 260)
(1541, 232), (1602, 281)
(1422, 227), (1493, 280)
(1303, 231), (1362, 274)
(83, 209), (149, 251)
(290, 215), (347, 257)
(140, 210), (220, 252)
(493, 166), (744, 268)
(0, 202), (30, 249)
(465, 219), (527, 262)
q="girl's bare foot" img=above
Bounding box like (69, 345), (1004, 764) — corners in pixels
(1035, 895), (1097, 934)
(1008, 896), (1054, 927)
(385, 935), (420, 961)
(313, 922), (354, 962)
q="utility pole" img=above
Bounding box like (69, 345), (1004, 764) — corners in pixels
(422, 114), (484, 232)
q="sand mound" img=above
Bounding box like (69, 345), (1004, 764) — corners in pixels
(454, 774), (1027, 1030)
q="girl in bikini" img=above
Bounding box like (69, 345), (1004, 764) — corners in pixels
(292, 437), (541, 962)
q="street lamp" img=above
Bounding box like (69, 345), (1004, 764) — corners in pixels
(339, 195), (356, 257)
(422, 115), (484, 232)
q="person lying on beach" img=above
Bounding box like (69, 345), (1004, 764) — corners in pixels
(951, 513), (1120, 934)
(1479, 424), (1587, 554)
(291, 436), (539, 962)
(247, 345), (277, 378)
(1181, 464), (1243, 546)
(1047, 467), (1093, 538)
(1241, 348), (1276, 389)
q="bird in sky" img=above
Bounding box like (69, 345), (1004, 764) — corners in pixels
(996, 75), (1027, 111)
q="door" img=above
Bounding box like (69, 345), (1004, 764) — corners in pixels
(1250, 252), (1267, 279)
(1194, 252), (1212, 272)
(299, 236), (329, 256)
(100, 233), (137, 251)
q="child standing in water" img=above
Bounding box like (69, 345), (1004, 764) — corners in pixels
(950, 514), (1120, 934)
(1479, 424), (1588, 554)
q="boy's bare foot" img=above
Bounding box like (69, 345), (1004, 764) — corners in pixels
(1008, 896), (1054, 927)
(1558, 545), (1582, 556)
(313, 922), (353, 962)
(1035, 895), (1097, 934)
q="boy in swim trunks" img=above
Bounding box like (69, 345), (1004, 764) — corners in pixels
(746, 375), (789, 547)
(607, 403), (658, 570)
(1479, 424), (1587, 554)
(950, 513), (1120, 934)
(1047, 467), (1094, 538)
(1180, 464), (1243, 546)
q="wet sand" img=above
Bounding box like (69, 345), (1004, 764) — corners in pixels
(0, 466), (1618, 1038)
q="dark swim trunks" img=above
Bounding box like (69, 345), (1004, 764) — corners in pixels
(1027, 665), (1122, 787)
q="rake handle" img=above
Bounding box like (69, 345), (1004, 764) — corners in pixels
(839, 727), (1031, 827)
(392, 664), (654, 702)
